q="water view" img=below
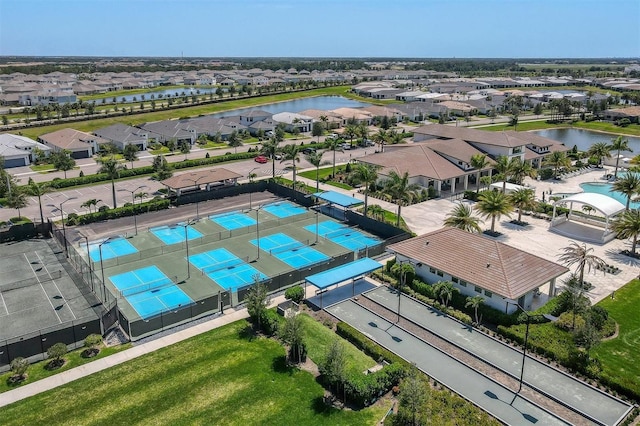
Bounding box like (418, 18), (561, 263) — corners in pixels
(535, 128), (640, 153)
(212, 96), (371, 118)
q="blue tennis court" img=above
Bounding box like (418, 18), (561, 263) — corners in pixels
(262, 201), (306, 218)
(188, 248), (265, 290)
(305, 221), (381, 251)
(251, 232), (330, 269)
(108, 265), (192, 320)
(88, 237), (138, 262)
(210, 212), (256, 230)
(151, 224), (203, 245)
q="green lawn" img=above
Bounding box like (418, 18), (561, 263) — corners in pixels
(0, 320), (385, 426)
(0, 344), (130, 394)
(299, 166), (355, 191)
(29, 164), (56, 172)
(299, 313), (376, 375)
(478, 119), (640, 137)
(592, 279), (640, 397)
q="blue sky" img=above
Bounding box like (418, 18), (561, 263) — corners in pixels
(1, 0), (638, 58)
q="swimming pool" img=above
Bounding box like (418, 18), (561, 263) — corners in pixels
(580, 182), (639, 209)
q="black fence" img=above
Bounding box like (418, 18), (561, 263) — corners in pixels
(173, 180), (269, 206)
(0, 317), (102, 369)
(345, 210), (411, 241)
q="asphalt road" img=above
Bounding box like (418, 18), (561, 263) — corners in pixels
(326, 299), (572, 426)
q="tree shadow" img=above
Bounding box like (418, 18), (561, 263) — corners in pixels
(271, 354), (296, 375)
(237, 323), (256, 341)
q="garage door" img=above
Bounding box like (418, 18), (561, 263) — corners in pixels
(4, 158), (28, 168)
(70, 150), (90, 159)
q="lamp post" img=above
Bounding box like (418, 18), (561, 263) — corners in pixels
(77, 231), (94, 292)
(248, 167), (259, 210)
(59, 197), (77, 257)
(118, 185), (147, 236)
(506, 301), (556, 400)
(255, 204), (265, 260)
(185, 176), (205, 219)
(98, 236), (115, 303)
(314, 207), (319, 244)
(182, 218), (198, 279)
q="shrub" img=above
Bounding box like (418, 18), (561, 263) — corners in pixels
(10, 357), (29, 379)
(284, 285), (304, 304)
(588, 306), (608, 330)
(46, 342), (68, 368)
(344, 362), (406, 406)
(83, 333), (103, 357)
(464, 190), (478, 201)
(77, 199), (170, 225)
(538, 168), (554, 180)
(555, 312), (585, 331)
(336, 322), (408, 367)
(260, 309), (281, 336)
(385, 258), (396, 273)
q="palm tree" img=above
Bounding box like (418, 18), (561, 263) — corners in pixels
(470, 154), (490, 194)
(324, 137), (343, 179)
(81, 198), (101, 214)
(98, 156), (124, 208)
(281, 144), (301, 192)
(350, 164), (379, 216)
(372, 129), (388, 153)
(356, 122), (369, 146)
(612, 173), (640, 211)
(260, 136), (281, 178)
(443, 202), (483, 233)
(382, 171), (420, 227)
(305, 150), (325, 192)
(344, 123), (358, 149)
(123, 144), (139, 169)
(367, 204), (385, 221)
(558, 241), (606, 287)
(546, 151), (571, 179)
(465, 295), (484, 324)
(25, 181), (53, 224)
(319, 115), (329, 131)
(509, 158), (537, 185)
(493, 155), (512, 193)
(587, 142), (611, 167)
(433, 281), (457, 307)
(612, 209), (640, 257)
(134, 192), (148, 204)
(6, 188), (28, 219)
(509, 188), (536, 223)
(609, 136), (632, 179)
(476, 190), (513, 234)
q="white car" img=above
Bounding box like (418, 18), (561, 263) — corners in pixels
(341, 143), (351, 150)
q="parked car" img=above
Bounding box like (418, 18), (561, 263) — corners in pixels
(302, 148), (316, 154)
(254, 155), (268, 163)
(341, 143), (351, 150)
(327, 133), (339, 139)
(273, 153), (283, 160)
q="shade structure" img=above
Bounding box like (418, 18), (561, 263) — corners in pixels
(306, 258), (382, 289)
(313, 191), (363, 208)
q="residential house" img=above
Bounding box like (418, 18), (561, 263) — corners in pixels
(93, 123), (149, 151)
(38, 128), (108, 158)
(0, 134), (50, 167)
(388, 227), (568, 313)
(138, 121), (195, 145)
(271, 112), (313, 133)
(603, 106), (640, 123)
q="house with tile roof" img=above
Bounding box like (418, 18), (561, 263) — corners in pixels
(38, 128), (108, 159)
(388, 227), (569, 313)
(93, 123), (149, 151)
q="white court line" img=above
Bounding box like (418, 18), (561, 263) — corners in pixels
(35, 251), (77, 320)
(0, 290), (9, 315)
(24, 253), (62, 324)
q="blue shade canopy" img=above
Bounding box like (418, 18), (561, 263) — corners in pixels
(306, 258), (382, 289)
(313, 191), (363, 207)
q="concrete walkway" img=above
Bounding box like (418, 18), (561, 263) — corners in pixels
(0, 293), (293, 409)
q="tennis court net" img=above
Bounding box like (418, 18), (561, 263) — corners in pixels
(201, 256), (248, 275)
(323, 227), (354, 240)
(0, 270), (63, 292)
(120, 276), (178, 298)
(269, 240), (308, 256)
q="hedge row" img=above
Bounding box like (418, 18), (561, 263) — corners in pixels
(47, 151), (260, 189)
(335, 321), (408, 406)
(69, 199), (171, 225)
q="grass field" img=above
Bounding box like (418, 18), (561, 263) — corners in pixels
(478, 119), (640, 137)
(299, 313), (376, 375)
(593, 279), (640, 397)
(18, 86), (352, 140)
(0, 320), (386, 426)
(0, 343), (130, 394)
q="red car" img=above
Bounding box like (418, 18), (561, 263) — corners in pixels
(254, 155), (268, 164)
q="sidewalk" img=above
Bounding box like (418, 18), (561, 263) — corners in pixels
(0, 293), (294, 408)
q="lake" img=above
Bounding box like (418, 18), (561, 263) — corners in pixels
(211, 96), (371, 118)
(534, 128), (640, 153)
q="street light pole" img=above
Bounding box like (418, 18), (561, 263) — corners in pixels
(118, 185), (147, 236)
(255, 205), (264, 260)
(98, 237), (114, 303)
(77, 231), (94, 292)
(59, 197), (76, 257)
(248, 167), (259, 210)
(182, 219), (197, 279)
(186, 176), (205, 219)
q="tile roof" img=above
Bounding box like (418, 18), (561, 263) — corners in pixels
(388, 227), (568, 299)
(414, 124), (525, 148)
(38, 128), (108, 150)
(160, 168), (242, 190)
(424, 138), (495, 166)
